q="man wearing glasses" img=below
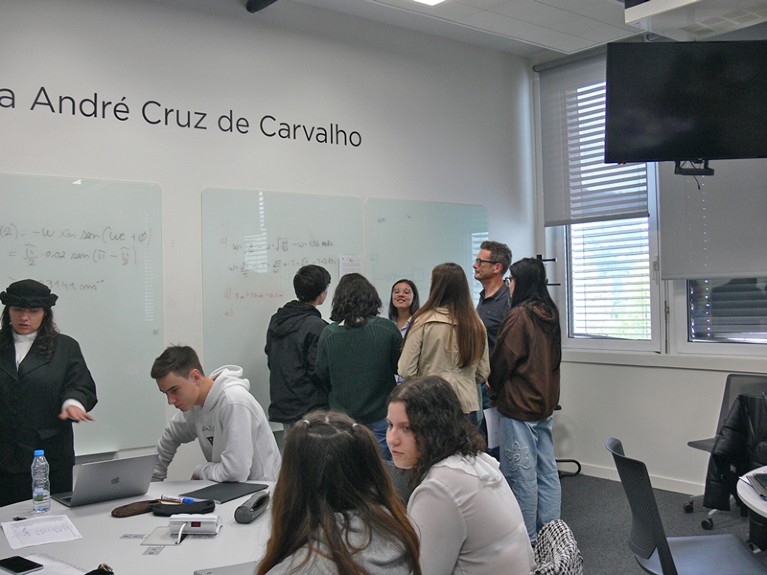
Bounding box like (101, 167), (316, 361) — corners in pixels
(474, 241), (513, 355)
(473, 240), (512, 456)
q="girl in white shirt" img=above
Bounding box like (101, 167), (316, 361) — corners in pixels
(386, 376), (534, 575)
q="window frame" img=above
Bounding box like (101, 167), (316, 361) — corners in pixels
(669, 279), (767, 358)
(548, 174), (662, 353)
(537, 54), (767, 361)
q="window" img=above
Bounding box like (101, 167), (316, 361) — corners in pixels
(568, 218), (652, 340)
(540, 55), (766, 358)
(539, 57), (660, 351)
(471, 231), (488, 303)
(687, 277), (767, 344)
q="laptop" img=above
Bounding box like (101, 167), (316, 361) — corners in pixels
(52, 453), (158, 507)
(193, 561), (259, 575)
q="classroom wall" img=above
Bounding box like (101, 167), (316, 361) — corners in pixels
(1, 0), (535, 478)
(5, 0), (761, 491)
(558, 361), (725, 493)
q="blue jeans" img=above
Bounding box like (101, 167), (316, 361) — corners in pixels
(366, 418), (392, 460)
(499, 415), (561, 541)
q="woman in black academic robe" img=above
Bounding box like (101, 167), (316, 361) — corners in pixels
(0, 279), (97, 506)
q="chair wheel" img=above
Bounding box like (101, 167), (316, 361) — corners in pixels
(701, 518), (713, 530)
(683, 501), (694, 513)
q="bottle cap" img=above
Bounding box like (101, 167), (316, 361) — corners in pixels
(34, 449), (44, 456)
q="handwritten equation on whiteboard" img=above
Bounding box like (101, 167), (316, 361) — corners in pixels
(0, 221), (153, 275)
(218, 233), (337, 277)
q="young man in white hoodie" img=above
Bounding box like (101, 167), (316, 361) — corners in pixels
(150, 345), (281, 482)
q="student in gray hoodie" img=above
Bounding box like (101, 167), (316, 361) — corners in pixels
(150, 345), (281, 482)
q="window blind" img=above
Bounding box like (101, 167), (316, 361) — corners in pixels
(569, 218), (652, 340)
(657, 159), (767, 280)
(539, 56), (649, 227)
(689, 278), (767, 344)
(538, 55), (656, 343)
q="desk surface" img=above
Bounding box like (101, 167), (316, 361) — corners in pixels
(0, 481), (270, 574)
(738, 467), (767, 518)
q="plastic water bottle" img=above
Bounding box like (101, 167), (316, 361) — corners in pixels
(31, 449), (51, 513)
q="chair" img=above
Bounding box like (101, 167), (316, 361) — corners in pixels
(685, 373), (767, 528)
(605, 437), (767, 575)
(532, 519), (583, 575)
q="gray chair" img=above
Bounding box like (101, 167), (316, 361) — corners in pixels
(605, 437), (767, 575)
(685, 373), (767, 528)
(688, 374), (767, 454)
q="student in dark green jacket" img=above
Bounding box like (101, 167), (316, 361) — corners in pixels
(316, 273), (401, 459)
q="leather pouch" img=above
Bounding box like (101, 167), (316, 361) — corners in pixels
(151, 499), (215, 516)
(111, 499), (159, 518)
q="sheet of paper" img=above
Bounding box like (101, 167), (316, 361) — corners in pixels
(1, 514), (82, 550)
(483, 406), (500, 450)
(338, 255), (362, 275)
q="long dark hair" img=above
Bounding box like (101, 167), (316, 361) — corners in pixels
(509, 257), (561, 369)
(404, 263), (485, 368)
(387, 279), (420, 321)
(330, 273), (382, 327)
(0, 306), (58, 357)
(388, 376), (485, 487)
(257, 411), (421, 575)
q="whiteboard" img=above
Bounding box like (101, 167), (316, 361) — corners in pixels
(0, 173), (164, 454)
(365, 198), (489, 309)
(202, 190), (488, 423)
(202, 188), (364, 416)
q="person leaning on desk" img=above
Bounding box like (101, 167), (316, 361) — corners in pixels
(149, 345), (281, 482)
(0, 279), (98, 507)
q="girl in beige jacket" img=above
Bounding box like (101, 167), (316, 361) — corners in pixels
(398, 263), (489, 415)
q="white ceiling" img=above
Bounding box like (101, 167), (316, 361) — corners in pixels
(292, 0), (642, 58)
(165, 0), (767, 60)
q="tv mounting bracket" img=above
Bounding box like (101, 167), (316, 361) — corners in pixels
(674, 160), (714, 176)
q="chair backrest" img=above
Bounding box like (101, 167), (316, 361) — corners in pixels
(533, 519), (583, 575)
(605, 437), (678, 575)
(716, 374), (767, 435)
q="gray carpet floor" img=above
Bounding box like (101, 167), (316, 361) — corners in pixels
(560, 474), (751, 574)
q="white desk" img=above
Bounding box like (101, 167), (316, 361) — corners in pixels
(739, 467), (767, 517)
(0, 481), (271, 574)
(738, 467), (767, 550)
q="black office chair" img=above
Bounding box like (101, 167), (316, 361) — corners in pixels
(605, 437), (767, 575)
(685, 373), (767, 528)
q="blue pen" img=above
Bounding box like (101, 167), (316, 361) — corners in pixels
(160, 495), (199, 504)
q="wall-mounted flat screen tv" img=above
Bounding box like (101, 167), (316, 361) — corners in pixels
(604, 40), (767, 164)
